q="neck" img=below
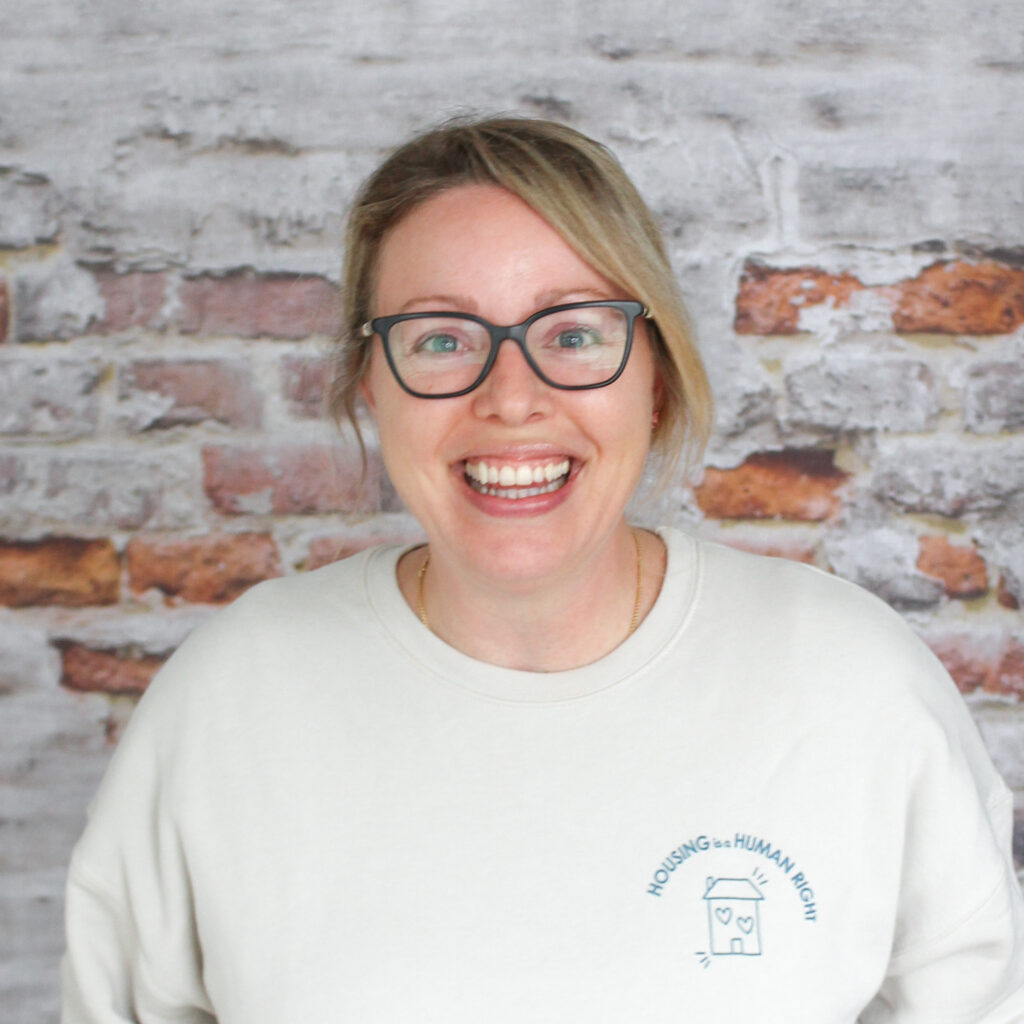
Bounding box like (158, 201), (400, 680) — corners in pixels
(397, 523), (666, 672)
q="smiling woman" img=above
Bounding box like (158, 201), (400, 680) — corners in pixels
(61, 118), (1024, 1023)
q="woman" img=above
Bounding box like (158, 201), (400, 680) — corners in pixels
(63, 118), (1024, 1022)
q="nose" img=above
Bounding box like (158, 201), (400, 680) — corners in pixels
(470, 337), (553, 425)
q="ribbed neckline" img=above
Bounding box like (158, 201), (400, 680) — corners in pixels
(362, 527), (701, 704)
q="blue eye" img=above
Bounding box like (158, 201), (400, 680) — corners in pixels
(556, 327), (601, 349)
(419, 333), (460, 354)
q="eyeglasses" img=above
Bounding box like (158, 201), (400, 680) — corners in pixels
(361, 299), (650, 399)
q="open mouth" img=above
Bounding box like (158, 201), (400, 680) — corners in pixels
(464, 458), (572, 500)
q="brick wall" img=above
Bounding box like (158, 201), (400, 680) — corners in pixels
(2, 1), (1024, 1018)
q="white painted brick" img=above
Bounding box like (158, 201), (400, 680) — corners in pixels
(785, 356), (942, 434)
(0, 448), (199, 532)
(0, 358), (102, 438)
(964, 362), (1024, 434)
(12, 259), (104, 343)
(871, 440), (1024, 515)
(0, 956), (59, 1024)
(824, 525), (944, 608)
(0, 619), (60, 693)
(48, 606), (213, 654)
(0, 171), (60, 248)
(974, 518), (1024, 607)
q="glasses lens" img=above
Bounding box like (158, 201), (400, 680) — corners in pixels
(386, 316), (490, 396)
(525, 305), (630, 387)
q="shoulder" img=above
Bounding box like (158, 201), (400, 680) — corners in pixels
(667, 530), (1005, 795)
(685, 531), (932, 665)
(125, 544), (402, 731)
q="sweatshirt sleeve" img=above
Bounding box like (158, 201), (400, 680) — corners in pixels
(60, 627), (220, 1024)
(860, 732), (1024, 1022)
(62, 867), (215, 1024)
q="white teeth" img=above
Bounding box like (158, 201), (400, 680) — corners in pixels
(464, 458), (572, 497)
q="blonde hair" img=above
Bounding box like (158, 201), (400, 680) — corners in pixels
(331, 115), (712, 480)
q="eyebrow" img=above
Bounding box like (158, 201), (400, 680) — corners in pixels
(397, 287), (615, 317)
(398, 294), (478, 314)
(535, 286), (613, 308)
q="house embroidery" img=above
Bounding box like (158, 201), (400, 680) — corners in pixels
(702, 877), (764, 956)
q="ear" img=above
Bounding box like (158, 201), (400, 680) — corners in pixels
(652, 369), (664, 413)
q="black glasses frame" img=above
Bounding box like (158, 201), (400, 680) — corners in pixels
(361, 299), (650, 399)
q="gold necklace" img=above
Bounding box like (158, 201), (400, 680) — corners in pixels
(417, 529), (644, 637)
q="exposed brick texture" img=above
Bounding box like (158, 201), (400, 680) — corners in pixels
(929, 634), (1024, 699)
(202, 442), (375, 515)
(891, 262), (1024, 335)
(0, 538), (120, 607)
(93, 270), (169, 332)
(177, 273), (342, 339)
(60, 644), (165, 695)
(119, 359), (262, 430)
(6, 7), (1024, 1012)
(916, 535), (988, 598)
(999, 578), (1021, 610)
(734, 259), (1024, 336)
(735, 264), (864, 334)
(281, 353), (331, 418)
(307, 534), (363, 570)
(304, 526), (426, 570)
(695, 451), (847, 521)
(127, 532), (282, 603)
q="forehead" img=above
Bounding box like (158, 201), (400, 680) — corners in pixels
(373, 184), (619, 316)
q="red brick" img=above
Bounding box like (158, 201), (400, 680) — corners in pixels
(307, 534), (360, 570)
(890, 261), (1024, 335)
(304, 528), (423, 570)
(93, 270), (168, 331)
(61, 644), (165, 695)
(916, 535), (988, 598)
(0, 538), (120, 607)
(997, 576), (1020, 610)
(994, 644), (1024, 698)
(203, 442), (376, 515)
(734, 264), (864, 334)
(177, 273), (342, 340)
(928, 636), (989, 694)
(127, 532), (281, 603)
(281, 354), (331, 418)
(695, 451), (846, 521)
(927, 634), (1024, 698)
(120, 359), (262, 429)
(0, 279), (9, 343)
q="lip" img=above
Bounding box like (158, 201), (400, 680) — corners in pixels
(457, 442), (582, 464)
